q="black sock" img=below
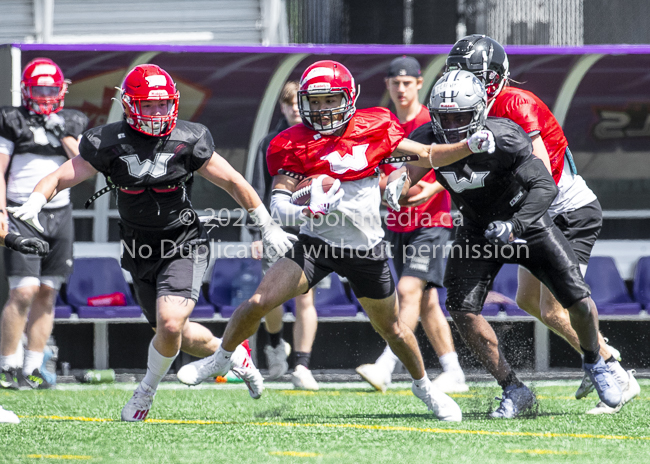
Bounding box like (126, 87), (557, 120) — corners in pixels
(268, 331), (282, 348)
(605, 355), (616, 364)
(295, 351), (311, 369)
(581, 346), (600, 364)
(497, 371), (523, 390)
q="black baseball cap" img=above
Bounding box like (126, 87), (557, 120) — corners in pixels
(386, 56), (421, 78)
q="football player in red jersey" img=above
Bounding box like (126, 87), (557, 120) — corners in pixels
(10, 64), (295, 421)
(177, 60), (497, 421)
(356, 56), (467, 394)
(446, 35), (639, 414)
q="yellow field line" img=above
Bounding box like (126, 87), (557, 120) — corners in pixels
(506, 449), (582, 455)
(25, 454), (93, 460)
(269, 451), (321, 457)
(21, 414), (650, 442)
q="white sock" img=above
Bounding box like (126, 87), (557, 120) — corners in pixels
(413, 375), (431, 388)
(0, 352), (22, 370)
(217, 345), (234, 360)
(23, 350), (44, 376)
(376, 345), (399, 373)
(142, 342), (178, 391)
(439, 352), (462, 374)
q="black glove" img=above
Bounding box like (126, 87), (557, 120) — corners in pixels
(484, 221), (514, 245)
(4, 233), (49, 257)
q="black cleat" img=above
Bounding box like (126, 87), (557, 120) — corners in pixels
(0, 368), (20, 390)
(22, 369), (53, 390)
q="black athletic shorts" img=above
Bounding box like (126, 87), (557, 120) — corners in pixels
(120, 223), (210, 327)
(4, 201), (74, 278)
(285, 234), (395, 300)
(389, 227), (450, 287)
(444, 214), (590, 313)
(552, 199), (602, 265)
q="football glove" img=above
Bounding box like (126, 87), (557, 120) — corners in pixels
(467, 130), (496, 154)
(484, 221), (514, 245)
(7, 192), (47, 233)
(4, 233), (49, 257)
(44, 113), (66, 139)
(308, 175), (345, 218)
(384, 172), (407, 212)
(249, 204), (297, 259)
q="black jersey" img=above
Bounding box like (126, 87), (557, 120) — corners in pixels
(0, 106), (88, 157)
(409, 117), (558, 237)
(80, 120), (213, 232)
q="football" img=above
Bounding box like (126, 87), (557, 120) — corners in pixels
(291, 174), (337, 206)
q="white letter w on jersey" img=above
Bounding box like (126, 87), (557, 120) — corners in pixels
(440, 171), (489, 193)
(120, 153), (174, 179)
(321, 144), (369, 174)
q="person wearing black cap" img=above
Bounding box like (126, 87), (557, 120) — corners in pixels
(357, 56), (467, 394)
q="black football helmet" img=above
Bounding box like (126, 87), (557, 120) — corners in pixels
(445, 35), (509, 102)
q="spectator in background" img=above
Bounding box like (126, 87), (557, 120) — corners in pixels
(356, 56), (467, 393)
(0, 58), (88, 390)
(251, 81), (319, 390)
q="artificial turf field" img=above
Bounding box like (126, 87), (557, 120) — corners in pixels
(1, 379), (649, 463)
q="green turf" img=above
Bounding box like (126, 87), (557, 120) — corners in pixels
(1, 380), (649, 463)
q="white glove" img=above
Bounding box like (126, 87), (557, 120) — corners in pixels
(44, 113), (66, 139)
(7, 192), (47, 233)
(466, 130), (496, 154)
(249, 204), (297, 259)
(384, 172), (407, 212)
(308, 175), (345, 217)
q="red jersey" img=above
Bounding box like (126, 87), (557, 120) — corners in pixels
(489, 87), (568, 184)
(385, 105), (452, 232)
(267, 107), (404, 180)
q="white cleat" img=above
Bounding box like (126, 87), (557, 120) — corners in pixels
(355, 363), (391, 393)
(177, 341), (251, 386)
(431, 371), (469, 393)
(291, 365), (319, 391)
(576, 341), (622, 400)
(230, 344), (264, 399)
(604, 339), (622, 362)
(0, 406), (20, 424)
(587, 370), (640, 415)
(412, 380), (462, 422)
(121, 382), (155, 422)
(264, 340), (291, 380)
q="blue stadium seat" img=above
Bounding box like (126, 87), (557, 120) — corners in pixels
(633, 256), (650, 309)
(585, 257), (642, 315)
(190, 290), (215, 319)
(208, 258), (262, 318)
(54, 293), (72, 319)
(66, 258), (142, 319)
(313, 273), (358, 317)
(491, 263), (528, 316)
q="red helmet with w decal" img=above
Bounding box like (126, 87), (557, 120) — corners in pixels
(121, 64), (180, 137)
(21, 58), (68, 115)
(298, 60), (357, 135)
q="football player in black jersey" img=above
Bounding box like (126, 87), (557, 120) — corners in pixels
(10, 64), (295, 421)
(385, 70), (622, 418)
(0, 58), (87, 391)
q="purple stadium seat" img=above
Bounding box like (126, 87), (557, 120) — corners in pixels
(190, 291), (215, 319)
(66, 258), (142, 319)
(633, 256), (650, 309)
(208, 258), (262, 318)
(491, 264), (528, 316)
(585, 257), (642, 315)
(54, 294), (72, 319)
(313, 273), (358, 317)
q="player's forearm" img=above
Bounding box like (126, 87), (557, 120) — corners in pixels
(35, 156), (96, 202)
(228, 176), (263, 212)
(510, 159), (559, 236)
(61, 136), (80, 159)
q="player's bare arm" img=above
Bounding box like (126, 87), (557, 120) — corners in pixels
(61, 135), (81, 160)
(197, 152), (263, 211)
(530, 134), (553, 174)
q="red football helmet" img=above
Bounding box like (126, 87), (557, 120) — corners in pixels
(21, 58), (68, 115)
(298, 60), (357, 134)
(121, 64), (180, 137)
